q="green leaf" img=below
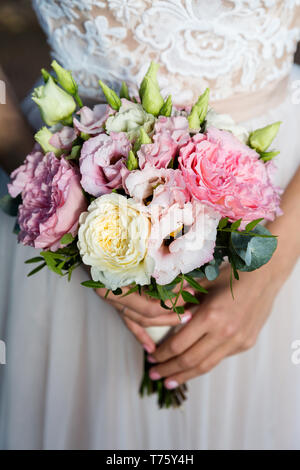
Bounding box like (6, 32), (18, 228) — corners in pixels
(27, 262), (47, 277)
(245, 218), (264, 232)
(81, 280), (105, 288)
(259, 150), (280, 162)
(126, 150), (139, 170)
(0, 194), (21, 217)
(181, 290), (200, 304)
(248, 121), (281, 153)
(183, 275), (208, 293)
(121, 285), (139, 297)
(231, 219), (242, 231)
(174, 306), (185, 315)
(188, 88), (209, 129)
(157, 284), (176, 302)
(119, 81), (130, 100)
(139, 61), (164, 116)
(40, 251), (63, 275)
(99, 79), (121, 110)
(231, 225), (277, 271)
(218, 217), (229, 230)
(159, 95), (172, 117)
(60, 233), (75, 245)
(25, 256), (44, 264)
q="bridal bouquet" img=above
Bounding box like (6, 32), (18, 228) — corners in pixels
(1, 61), (282, 408)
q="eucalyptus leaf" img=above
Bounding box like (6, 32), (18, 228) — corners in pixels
(231, 225), (277, 271)
(204, 264), (219, 281)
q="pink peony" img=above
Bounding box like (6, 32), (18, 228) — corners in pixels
(148, 200), (220, 285)
(137, 116), (190, 169)
(73, 104), (114, 135)
(49, 126), (77, 151)
(79, 131), (131, 196)
(8, 151), (87, 250)
(179, 127), (282, 226)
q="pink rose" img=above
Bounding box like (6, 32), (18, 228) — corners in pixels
(8, 151), (87, 250)
(49, 126), (77, 151)
(137, 116), (190, 169)
(73, 104), (114, 135)
(148, 200), (219, 285)
(79, 131), (131, 196)
(179, 127), (282, 226)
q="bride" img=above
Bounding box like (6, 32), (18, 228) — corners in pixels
(0, 0), (300, 449)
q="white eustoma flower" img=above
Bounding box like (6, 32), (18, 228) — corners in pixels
(105, 99), (155, 140)
(78, 193), (154, 291)
(206, 108), (249, 143)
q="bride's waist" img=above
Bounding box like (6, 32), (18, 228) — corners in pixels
(210, 75), (289, 123)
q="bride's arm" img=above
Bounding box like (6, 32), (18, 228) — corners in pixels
(146, 166), (300, 388)
(0, 66), (34, 174)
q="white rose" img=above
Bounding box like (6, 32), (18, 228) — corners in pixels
(105, 99), (155, 140)
(78, 193), (154, 291)
(206, 108), (249, 143)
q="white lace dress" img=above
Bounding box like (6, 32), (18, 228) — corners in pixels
(1, 0), (300, 449)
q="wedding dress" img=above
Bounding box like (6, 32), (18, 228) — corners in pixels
(1, 0), (300, 449)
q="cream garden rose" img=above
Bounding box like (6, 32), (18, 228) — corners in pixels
(78, 193), (154, 291)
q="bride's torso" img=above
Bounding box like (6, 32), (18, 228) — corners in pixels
(33, 1), (300, 118)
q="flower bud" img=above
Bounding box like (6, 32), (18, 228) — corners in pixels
(51, 60), (78, 95)
(32, 76), (76, 126)
(133, 127), (152, 152)
(99, 80), (121, 110)
(139, 62), (164, 116)
(188, 88), (209, 129)
(159, 95), (172, 117)
(249, 122), (281, 153)
(34, 127), (62, 156)
(126, 150), (139, 170)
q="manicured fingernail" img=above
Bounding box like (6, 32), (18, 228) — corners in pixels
(143, 344), (153, 354)
(181, 311), (192, 324)
(164, 380), (178, 390)
(147, 354), (157, 363)
(149, 370), (161, 380)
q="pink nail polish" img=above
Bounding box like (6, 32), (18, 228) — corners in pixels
(143, 344), (153, 354)
(181, 310), (192, 324)
(149, 370), (161, 380)
(185, 288), (195, 295)
(147, 354), (157, 363)
(165, 380), (179, 390)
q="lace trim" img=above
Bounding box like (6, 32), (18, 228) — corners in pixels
(32, 0), (300, 104)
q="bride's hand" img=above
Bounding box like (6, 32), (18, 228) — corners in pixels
(95, 286), (193, 354)
(146, 261), (283, 388)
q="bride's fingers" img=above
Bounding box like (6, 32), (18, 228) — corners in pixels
(121, 315), (156, 354)
(95, 287), (183, 318)
(119, 305), (193, 328)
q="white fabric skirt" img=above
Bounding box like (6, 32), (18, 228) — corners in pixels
(0, 66), (300, 450)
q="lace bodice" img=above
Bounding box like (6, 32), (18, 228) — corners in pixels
(33, 0), (300, 106)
